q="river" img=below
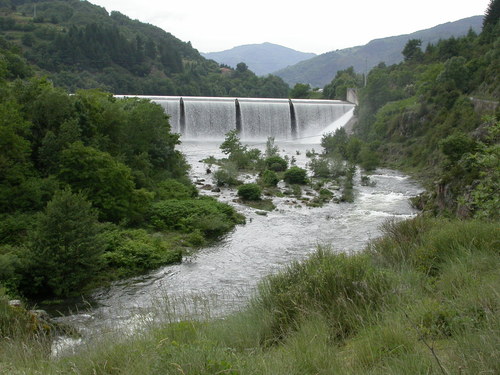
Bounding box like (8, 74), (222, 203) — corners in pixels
(52, 139), (423, 354)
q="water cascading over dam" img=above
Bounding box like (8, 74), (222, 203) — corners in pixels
(138, 96), (354, 140)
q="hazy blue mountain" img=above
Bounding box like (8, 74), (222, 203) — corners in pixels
(274, 16), (484, 88)
(202, 42), (316, 76)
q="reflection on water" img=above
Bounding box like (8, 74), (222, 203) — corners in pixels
(52, 140), (423, 354)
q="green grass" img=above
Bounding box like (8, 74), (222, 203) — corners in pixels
(1, 216), (499, 374)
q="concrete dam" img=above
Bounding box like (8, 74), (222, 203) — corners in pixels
(134, 96), (355, 140)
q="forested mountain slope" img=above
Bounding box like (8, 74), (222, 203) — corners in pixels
(0, 0), (289, 96)
(351, 11), (499, 219)
(275, 16), (483, 88)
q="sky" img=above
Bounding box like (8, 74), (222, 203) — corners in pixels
(89, 0), (490, 55)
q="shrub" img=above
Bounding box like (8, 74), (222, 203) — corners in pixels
(265, 155), (288, 172)
(284, 166), (307, 184)
(440, 132), (478, 163)
(261, 169), (279, 187)
(100, 227), (182, 277)
(149, 198), (245, 239)
(213, 163), (240, 187)
(308, 156), (346, 179)
(359, 145), (379, 171)
(237, 183), (262, 201)
(154, 179), (197, 200)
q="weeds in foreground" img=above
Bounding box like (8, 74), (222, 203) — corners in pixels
(1, 217), (499, 374)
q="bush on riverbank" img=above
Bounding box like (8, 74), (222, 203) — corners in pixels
(149, 197), (245, 240)
(283, 166), (308, 184)
(237, 183), (262, 201)
(2, 216), (498, 374)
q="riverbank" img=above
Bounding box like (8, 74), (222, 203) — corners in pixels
(1, 215), (498, 374)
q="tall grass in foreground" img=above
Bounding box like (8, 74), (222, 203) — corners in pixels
(0, 217), (499, 374)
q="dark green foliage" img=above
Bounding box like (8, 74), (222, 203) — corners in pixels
(154, 179), (197, 200)
(265, 155), (288, 172)
(58, 142), (153, 223)
(284, 166), (308, 184)
(323, 66), (363, 100)
(0, 100), (35, 212)
(289, 83), (310, 99)
(0, 1), (290, 97)
(402, 39), (423, 62)
(483, 0), (500, 28)
(261, 169), (279, 187)
(0, 71), (226, 299)
(358, 145), (379, 171)
(321, 127), (348, 158)
(440, 132), (478, 163)
(237, 183), (262, 201)
(340, 165), (356, 202)
(24, 189), (104, 298)
(149, 198), (244, 239)
(0, 1), (289, 97)
(100, 228), (182, 278)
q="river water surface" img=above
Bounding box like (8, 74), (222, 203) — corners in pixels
(53, 140), (423, 354)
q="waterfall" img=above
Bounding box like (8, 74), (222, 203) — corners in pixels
(147, 96), (354, 140)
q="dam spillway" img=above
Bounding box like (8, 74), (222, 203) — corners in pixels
(133, 96), (354, 140)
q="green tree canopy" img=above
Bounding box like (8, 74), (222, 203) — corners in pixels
(58, 142), (152, 223)
(26, 189), (104, 297)
(290, 83), (311, 99)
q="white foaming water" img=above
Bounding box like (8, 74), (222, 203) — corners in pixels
(297, 107), (355, 144)
(143, 96), (354, 140)
(51, 140), (423, 356)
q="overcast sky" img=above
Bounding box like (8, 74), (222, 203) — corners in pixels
(89, 0), (489, 55)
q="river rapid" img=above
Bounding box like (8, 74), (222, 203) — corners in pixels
(52, 140), (423, 354)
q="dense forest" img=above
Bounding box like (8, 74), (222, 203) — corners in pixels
(0, 0), (289, 97)
(0, 46), (246, 300)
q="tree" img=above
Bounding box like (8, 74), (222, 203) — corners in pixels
(321, 127), (349, 158)
(437, 56), (470, 92)
(236, 62), (249, 73)
(402, 39), (423, 62)
(323, 67), (363, 100)
(483, 0), (500, 28)
(0, 101), (35, 212)
(440, 132), (477, 163)
(58, 142), (152, 223)
(26, 189), (104, 297)
(290, 83), (310, 99)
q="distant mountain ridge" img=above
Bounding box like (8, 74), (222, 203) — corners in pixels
(202, 42), (316, 76)
(274, 16), (484, 88)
